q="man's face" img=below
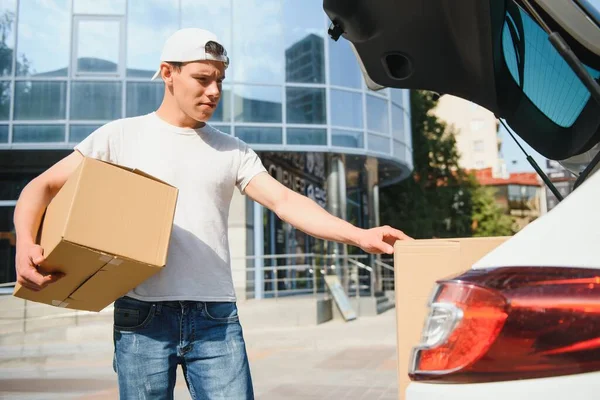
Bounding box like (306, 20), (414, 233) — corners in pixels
(170, 60), (225, 122)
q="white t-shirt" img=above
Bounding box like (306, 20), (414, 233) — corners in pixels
(74, 112), (267, 302)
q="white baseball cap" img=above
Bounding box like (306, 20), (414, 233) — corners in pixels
(151, 28), (229, 81)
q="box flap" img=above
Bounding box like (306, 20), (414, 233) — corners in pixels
(66, 259), (161, 312)
(63, 157), (178, 267)
(95, 158), (175, 187)
(13, 240), (109, 305)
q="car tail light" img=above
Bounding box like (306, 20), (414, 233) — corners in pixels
(409, 267), (600, 383)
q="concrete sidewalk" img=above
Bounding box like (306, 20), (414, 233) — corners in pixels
(0, 299), (399, 399)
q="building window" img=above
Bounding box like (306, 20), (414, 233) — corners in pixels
(0, 125), (8, 142)
(470, 119), (485, 132)
(330, 89), (362, 129)
(69, 124), (101, 143)
(473, 140), (485, 152)
(13, 125), (65, 143)
(475, 160), (485, 169)
(287, 128), (326, 145)
(70, 81), (122, 120)
(14, 81), (67, 120)
(73, 0), (126, 15)
(286, 87), (326, 124)
(368, 133), (390, 154)
(332, 129), (363, 148)
(366, 95), (390, 134)
(17, 0), (70, 77)
(234, 85), (282, 123)
(328, 36), (361, 88)
(235, 126), (282, 145)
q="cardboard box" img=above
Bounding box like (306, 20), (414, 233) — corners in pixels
(13, 157), (178, 312)
(394, 237), (509, 399)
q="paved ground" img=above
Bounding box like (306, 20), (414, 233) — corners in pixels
(0, 300), (399, 399)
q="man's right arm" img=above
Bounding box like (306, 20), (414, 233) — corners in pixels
(13, 151), (84, 291)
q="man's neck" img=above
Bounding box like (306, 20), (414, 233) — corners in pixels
(155, 105), (206, 129)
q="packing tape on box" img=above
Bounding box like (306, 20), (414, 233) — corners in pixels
(99, 254), (124, 266)
(51, 300), (69, 308)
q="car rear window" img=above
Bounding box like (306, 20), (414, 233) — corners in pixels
(502, 3), (600, 128)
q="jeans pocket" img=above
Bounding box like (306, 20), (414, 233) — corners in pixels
(114, 297), (156, 331)
(203, 302), (239, 323)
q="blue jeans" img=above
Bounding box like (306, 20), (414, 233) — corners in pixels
(112, 296), (254, 399)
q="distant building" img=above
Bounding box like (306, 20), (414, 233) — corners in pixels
(545, 160), (577, 212)
(474, 167), (545, 231)
(432, 95), (504, 174)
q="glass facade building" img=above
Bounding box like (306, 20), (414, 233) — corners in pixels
(0, 0), (413, 295)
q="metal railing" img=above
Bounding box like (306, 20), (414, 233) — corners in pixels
(233, 252), (387, 300)
(0, 252), (396, 334)
(375, 258), (395, 292)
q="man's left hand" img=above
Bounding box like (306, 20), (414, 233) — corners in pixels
(356, 226), (413, 254)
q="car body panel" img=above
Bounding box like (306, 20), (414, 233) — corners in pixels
(407, 371), (600, 400)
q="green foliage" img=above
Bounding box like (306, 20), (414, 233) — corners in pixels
(471, 184), (515, 237)
(380, 91), (514, 238)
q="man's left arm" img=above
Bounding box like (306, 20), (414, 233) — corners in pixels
(244, 172), (412, 254)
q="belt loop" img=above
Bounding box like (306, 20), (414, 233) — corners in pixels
(155, 303), (163, 315)
(197, 301), (204, 311)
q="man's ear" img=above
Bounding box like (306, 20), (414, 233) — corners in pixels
(160, 62), (175, 84)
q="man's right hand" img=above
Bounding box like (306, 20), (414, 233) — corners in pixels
(16, 243), (63, 292)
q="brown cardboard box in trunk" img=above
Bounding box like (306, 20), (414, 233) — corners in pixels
(394, 237), (509, 399)
(13, 157), (178, 312)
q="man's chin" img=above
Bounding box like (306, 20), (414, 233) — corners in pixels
(192, 112), (213, 123)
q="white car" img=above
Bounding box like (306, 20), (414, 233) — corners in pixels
(322, 0), (600, 398)
(407, 165), (600, 399)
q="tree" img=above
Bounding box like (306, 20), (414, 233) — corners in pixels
(380, 90), (474, 239)
(471, 183), (515, 237)
(380, 90), (515, 239)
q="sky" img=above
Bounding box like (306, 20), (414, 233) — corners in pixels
(498, 124), (549, 173)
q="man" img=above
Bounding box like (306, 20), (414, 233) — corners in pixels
(13, 28), (411, 399)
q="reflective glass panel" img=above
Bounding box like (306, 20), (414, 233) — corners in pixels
(284, 0), (325, 84)
(368, 133), (390, 153)
(234, 85), (282, 123)
(69, 124), (101, 143)
(17, 0), (69, 76)
(391, 89), (404, 107)
(182, 0), (231, 58)
(286, 87), (325, 124)
(211, 86), (231, 123)
(126, 82), (163, 118)
(328, 39), (361, 88)
(233, 0), (283, 83)
(76, 20), (121, 74)
(71, 81), (122, 120)
(393, 139), (407, 158)
(14, 81), (67, 120)
(332, 128), (363, 148)
(127, 0), (178, 77)
(330, 89), (362, 128)
(212, 125), (231, 134)
(236, 126), (282, 144)
(0, 81), (10, 120)
(287, 127), (326, 145)
(391, 104), (405, 142)
(74, 0), (125, 14)
(366, 95), (389, 134)
(13, 125), (65, 142)
(0, 0), (16, 76)
(0, 125), (7, 142)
